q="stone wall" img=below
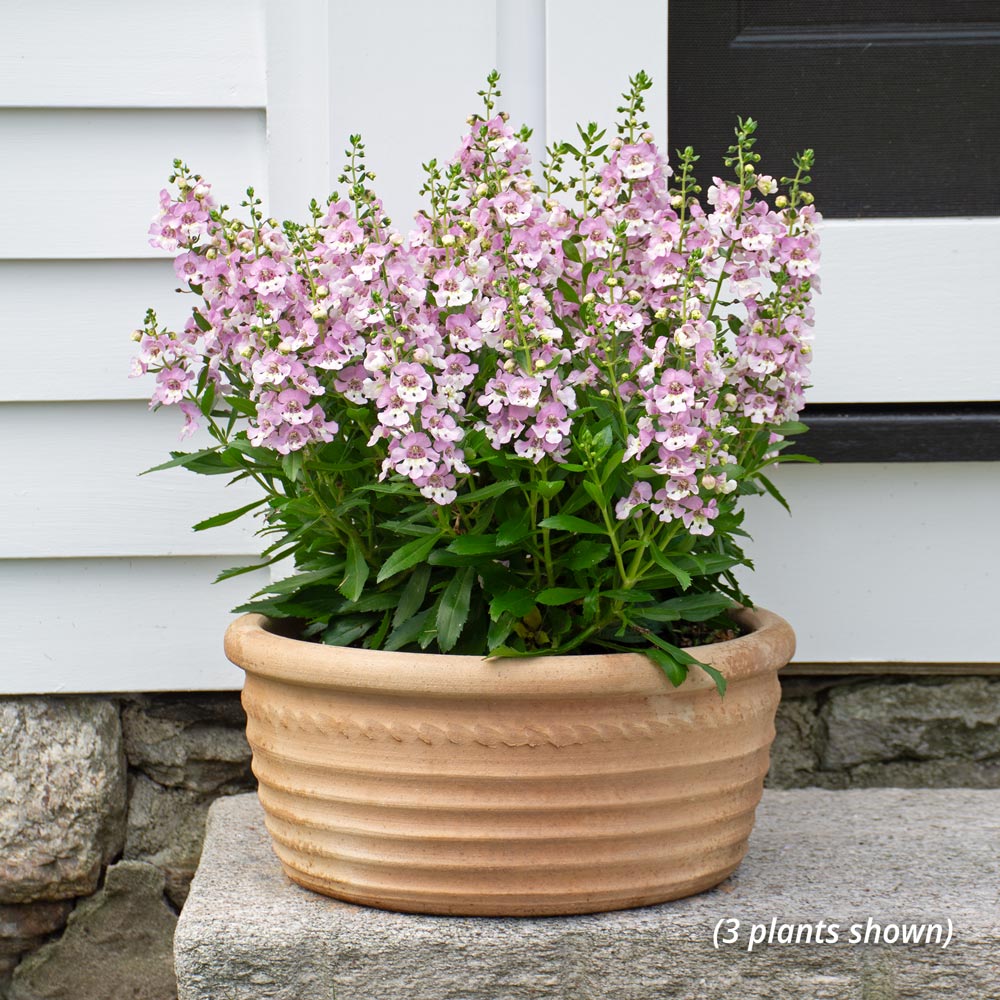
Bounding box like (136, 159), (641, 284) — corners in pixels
(1, 675), (998, 999)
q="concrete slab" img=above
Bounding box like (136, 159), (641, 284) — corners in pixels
(175, 790), (1000, 999)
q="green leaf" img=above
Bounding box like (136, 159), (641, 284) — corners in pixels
(648, 548), (693, 590)
(556, 277), (580, 304)
(632, 592), (734, 623)
(252, 566), (339, 598)
(646, 647), (689, 686)
(376, 532), (442, 583)
(774, 420), (809, 436)
(532, 480), (565, 501)
(384, 607), (433, 651)
(536, 587), (587, 606)
(489, 589), (536, 621)
(582, 480), (605, 508)
(539, 514), (604, 535)
(192, 308), (212, 332)
(447, 535), (501, 555)
(338, 536), (369, 603)
(699, 662), (728, 697)
(436, 566), (475, 652)
(458, 480), (519, 504)
(566, 541), (611, 571)
(224, 395), (258, 417)
(392, 563), (431, 628)
(322, 617), (373, 647)
(602, 589), (655, 603)
(140, 448), (221, 476)
(191, 499), (266, 531)
(497, 511), (532, 547)
(561, 238), (582, 263)
(487, 615), (515, 652)
(758, 474), (791, 513)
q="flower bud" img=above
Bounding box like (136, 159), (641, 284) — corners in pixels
(641, 130), (654, 143)
(316, 284), (329, 298)
(517, 282), (529, 293)
(310, 306), (328, 320)
(600, 388), (611, 397)
(441, 234), (456, 246)
(775, 195), (788, 208)
(389, 233), (404, 246)
(238, 344), (253, 358)
(582, 292), (596, 304)
(670, 194), (683, 208)
(206, 248), (217, 259)
(610, 137), (623, 150)
(503, 339), (515, 350)
(130, 329), (143, 342)
(503, 359), (516, 372)
(413, 347), (430, 363)
(654, 308), (668, 320)
(606, 277), (618, 287)
(394, 336), (405, 346)
(701, 474), (717, 490)
(476, 183), (489, 197)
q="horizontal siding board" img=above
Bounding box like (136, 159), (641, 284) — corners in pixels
(0, 557), (267, 694)
(809, 218), (1000, 403)
(740, 462), (1000, 663)
(0, 109), (267, 259)
(0, 402), (262, 558)
(0, 260), (185, 402)
(0, 0), (266, 108)
(7, 219), (998, 403)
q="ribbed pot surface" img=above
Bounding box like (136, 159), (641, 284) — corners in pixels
(225, 608), (794, 916)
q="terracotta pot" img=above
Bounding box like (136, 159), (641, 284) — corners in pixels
(225, 607), (794, 916)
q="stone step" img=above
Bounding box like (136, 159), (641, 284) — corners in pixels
(175, 790), (1000, 1000)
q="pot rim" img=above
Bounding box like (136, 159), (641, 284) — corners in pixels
(225, 607), (795, 699)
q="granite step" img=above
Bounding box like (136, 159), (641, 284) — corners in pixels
(175, 790), (1000, 999)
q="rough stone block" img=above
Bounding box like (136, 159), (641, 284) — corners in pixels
(124, 775), (219, 909)
(176, 791), (1000, 999)
(8, 863), (177, 1000)
(822, 678), (1000, 769)
(0, 902), (72, 961)
(122, 694), (252, 792)
(0, 698), (126, 903)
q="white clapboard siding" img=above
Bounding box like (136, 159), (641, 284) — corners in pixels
(0, 558), (268, 694)
(0, 1), (266, 108)
(0, 109), (267, 259)
(324, 0), (498, 234)
(546, 0), (669, 146)
(808, 218), (1000, 403)
(740, 463), (1000, 664)
(1, 260), (185, 402)
(0, 402), (261, 559)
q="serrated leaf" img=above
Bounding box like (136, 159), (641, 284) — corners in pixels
(489, 589), (536, 621)
(384, 607), (433, 651)
(602, 588), (655, 603)
(192, 499), (266, 532)
(140, 447), (221, 476)
(487, 614), (515, 651)
(338, 536), (369, 603)
(648, 548), (693, 590)
(376, 532), (442, 583)
(322, 617), (374, 647)
(536, 587), (587, 606)
(538, 514), (603, 535)
(436, 566), (475, 652)
(392, 563), (430, 628)
(758, 473), (791, 513)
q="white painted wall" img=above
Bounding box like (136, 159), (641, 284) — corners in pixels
(1, 0), (995, 694)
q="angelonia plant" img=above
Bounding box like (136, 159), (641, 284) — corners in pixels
(133, 71), (819, 692)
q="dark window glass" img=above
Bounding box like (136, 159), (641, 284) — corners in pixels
(667, 1), (1000, 217)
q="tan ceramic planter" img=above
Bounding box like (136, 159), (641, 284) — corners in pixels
(225, 608), (794, 916)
